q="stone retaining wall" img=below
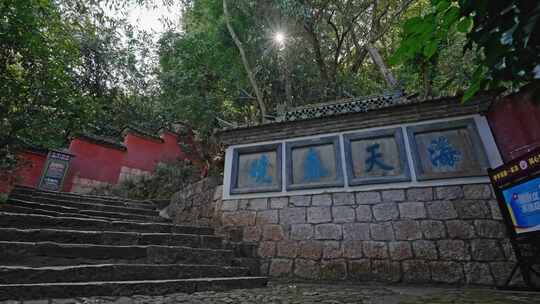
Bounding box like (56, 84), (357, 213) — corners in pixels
(212, 183), (520, 286)
(163, 177), (220, 227)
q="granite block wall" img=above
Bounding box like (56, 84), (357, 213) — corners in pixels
(212, 183), (521, 286)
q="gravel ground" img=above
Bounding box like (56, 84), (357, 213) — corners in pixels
(5, 282), (540, 304)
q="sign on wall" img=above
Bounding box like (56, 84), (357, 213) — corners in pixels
(489, 147), (540, 237)
(407, 119), (489, 180)
(38, 150), (73, 191)
(343, 128), (410, 185)
(286, 136), (344, 190)
(230, 143), (282, 194)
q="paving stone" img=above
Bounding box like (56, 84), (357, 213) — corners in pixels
(311, 194), (332, 206)
(276, 241), (299, 258)
(279, 207), (306, 225)
(402, 260), (431, 283)
(322, 241), (342, 259)
(362, 241), (388, 259)
(314, 224), (342, 240)
(262, 225), (285, 241)
(290, 224), (314, 240)
(307, 207), (332, 224)
(471, 239), (505, 261)
(399, 202), (426, 219)
(294, 259), (320, 279)
(426, 201), (458, 220)
(370, 222), (394, 241)
(298, 241), (323, 259)
(269, 259), (293, 277)
(270, 197), (288, 209)
(220, 200), (238, 211)
(347, 259), (371, 280)
(394, 220), (422, 240)
(332, 206), (355, 223)
(342, 241), (363, 259)
(381, 190), (405, 202)
(464, 262), (495, 285)
(430, 261), (464, 283)
(388, 241), (413, 261)
(222, 211), (256, 226)
(406, 188), (433, 201)
(454, 200), (490, 219)
(488, 200), (503, 220)
(474, 220), (506, 238)
(290, 195), (311, 207)
(238, 199), (249, 210)
(420, 220), (447, 239)
(463, 184), (493, 199)
(257, 241), (276, 258)
(247, 198), (268, 210)
(371, 260), (402, 282)
(435, 186), (464, 200)
(437, 240), (469, 261)
(12, 282), (540, 303)
(243, 226), (262, 242)
(332, 192), (355, 205)
(355, 191), (381, 205)
(372, 203), (399, 221)
(412, 240), (438, 260)
(446, 220), (476, 239)
(342, 223), (370, 240)
(355, 205), (372, 222)
(320, 259), (347, 280)
(256, 210), (278, 225)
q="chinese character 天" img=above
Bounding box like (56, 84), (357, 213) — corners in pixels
(365, 143), (394, 172)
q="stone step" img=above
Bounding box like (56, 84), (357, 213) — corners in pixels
(0, 276), (268, 301)
(11, 186), (157, 210)
(0, 212), (214, 235)
(0, 203), (113, 222)
(5, 199), (164, 222)
(0, 241), (234, 267)
(9, 193), (159, 216)
(0, 228), (223, 249)
(0, 264), (250, 284)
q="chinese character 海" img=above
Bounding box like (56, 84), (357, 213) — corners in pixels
(428, 136), (461, 168)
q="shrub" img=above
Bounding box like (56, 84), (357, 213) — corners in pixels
(91, 159), (199, 200)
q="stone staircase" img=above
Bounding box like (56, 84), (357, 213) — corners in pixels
(0, 186), (266, 300)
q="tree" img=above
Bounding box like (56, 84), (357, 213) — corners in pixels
(392, 0), (540, 101)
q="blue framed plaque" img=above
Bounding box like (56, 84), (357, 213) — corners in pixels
(344, 128), (411, 186)
(285, 136), (344, 190)
(230, 143), (282, 194)
(407, 119), (488, 181)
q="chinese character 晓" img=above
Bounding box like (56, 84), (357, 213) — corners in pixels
(249, 154), (273, 184)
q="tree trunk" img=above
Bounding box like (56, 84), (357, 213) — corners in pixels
(366, 43), (398, 88)
(223, 0), (267, 123)
(421, 62), (433, 100)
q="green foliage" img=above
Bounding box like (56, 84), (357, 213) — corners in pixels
(393, 0), (540, 101)
(0, 193), (7, 204)
(91, 160), (199, 200)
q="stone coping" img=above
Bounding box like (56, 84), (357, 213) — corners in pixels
(217, 93), (495, 146)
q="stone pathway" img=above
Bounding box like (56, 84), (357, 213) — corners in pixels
(5, 282), (539, 304)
